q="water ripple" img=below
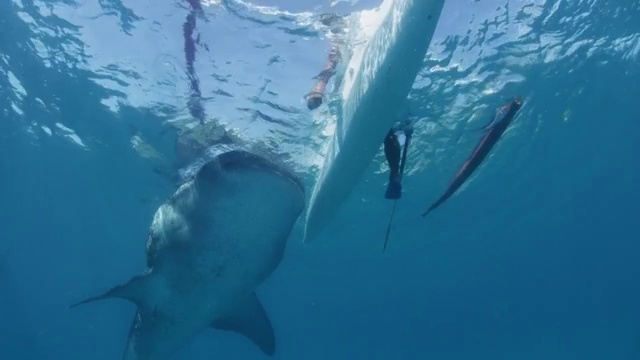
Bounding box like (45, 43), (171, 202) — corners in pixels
(3, 0), (639, 183)
(400, 0), (639, 181)
(96, 0), (143, 35)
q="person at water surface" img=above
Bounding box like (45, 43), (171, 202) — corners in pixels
(305, 13), (346, 111)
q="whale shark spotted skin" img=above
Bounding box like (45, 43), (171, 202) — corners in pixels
(71, 150), (305, 360)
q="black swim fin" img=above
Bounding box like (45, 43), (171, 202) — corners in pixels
(386, 128), (413, 199)
(385, 179), (402, 199)
(382, 128), (413, 252)
(384, 130), (402, 199)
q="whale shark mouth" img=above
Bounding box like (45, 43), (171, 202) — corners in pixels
(214, 150), (306, 196)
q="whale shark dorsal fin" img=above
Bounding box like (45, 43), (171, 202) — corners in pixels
(69, 272), (156, 309)
(211, 292), (276, 356)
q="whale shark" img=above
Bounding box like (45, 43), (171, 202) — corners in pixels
(70, 150), (305, 359)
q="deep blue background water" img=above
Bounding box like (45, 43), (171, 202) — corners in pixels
(1, 0), (639, 359)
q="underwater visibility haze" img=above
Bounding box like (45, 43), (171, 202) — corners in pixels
(1, 0), (639, 359)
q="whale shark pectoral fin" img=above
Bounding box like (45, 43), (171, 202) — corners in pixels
(121, 308), (165, 360)
(196, 156), (223, 184)
(69, 272), (155, 309)
(211, 292), (276, 356)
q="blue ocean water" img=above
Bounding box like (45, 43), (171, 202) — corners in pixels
(1, 0), (639, 359)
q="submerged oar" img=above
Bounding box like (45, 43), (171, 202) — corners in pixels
(383, 128), (413, 252)
(422, 98), (523, 217)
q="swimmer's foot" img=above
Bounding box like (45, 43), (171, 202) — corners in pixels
(385, 177), (402, 200)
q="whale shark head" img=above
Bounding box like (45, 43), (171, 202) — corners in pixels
(70, 150), (305, 360)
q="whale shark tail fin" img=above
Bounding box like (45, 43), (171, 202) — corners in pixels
(69, 272), (156, 309)
(211, 292), (276, 357)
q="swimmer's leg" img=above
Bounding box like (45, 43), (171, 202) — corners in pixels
(306, 45), (342, 110)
